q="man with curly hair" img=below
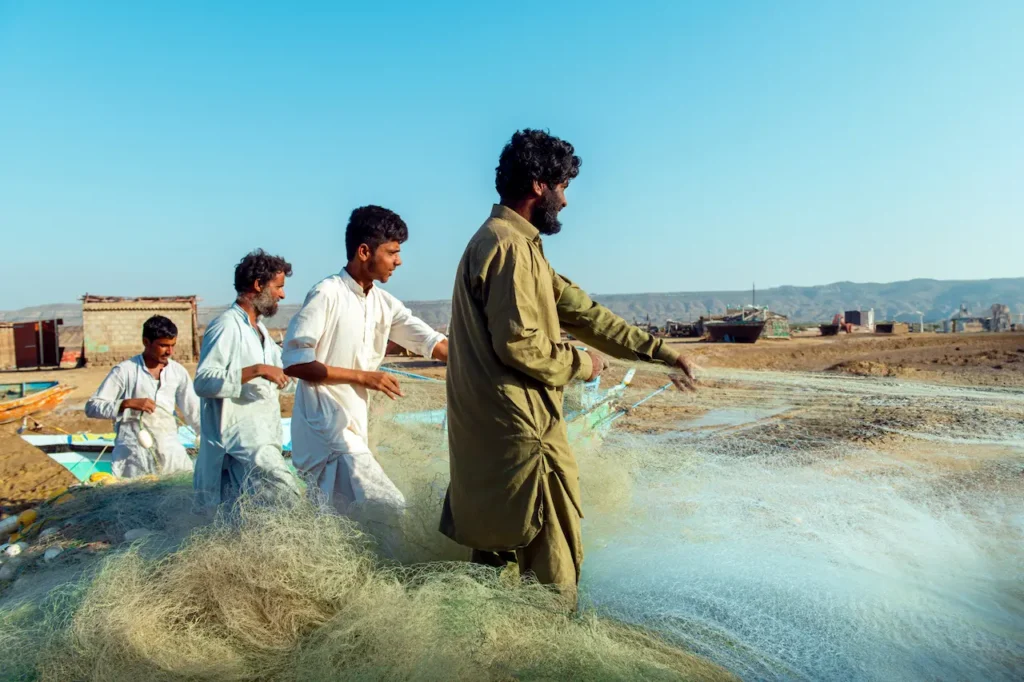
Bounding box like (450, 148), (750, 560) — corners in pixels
(441, 129), (698, 606)
(283, 206), (448, 514)
(193, 249), (301, 511)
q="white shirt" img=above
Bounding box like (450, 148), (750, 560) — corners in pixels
(282, 269), (445, 470)
(85, 355), (200, 477)
(193, 303), (289, 508)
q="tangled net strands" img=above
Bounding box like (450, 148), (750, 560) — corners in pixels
(2, 362), (1023, 680)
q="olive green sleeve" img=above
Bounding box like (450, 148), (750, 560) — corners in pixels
(553, 272), (680, 365)
(483, 243), (593, 386)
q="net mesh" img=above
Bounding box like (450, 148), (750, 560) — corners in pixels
(2, 361), (1022, 680)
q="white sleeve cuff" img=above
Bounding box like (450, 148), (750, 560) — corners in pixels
(282, 346), (317, 368)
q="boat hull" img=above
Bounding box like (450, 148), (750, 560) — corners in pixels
(706, 322), (765, 343)
(0, 382), (73, 424)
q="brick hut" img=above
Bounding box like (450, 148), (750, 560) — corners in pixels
(81, 295), (200, 365)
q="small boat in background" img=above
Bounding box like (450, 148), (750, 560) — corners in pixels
(704, 321), (766, 343)
(0, 381), (73, 424)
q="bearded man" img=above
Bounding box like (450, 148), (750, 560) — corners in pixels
(193, 249), (301, 511)
(441, 129), (698, 607)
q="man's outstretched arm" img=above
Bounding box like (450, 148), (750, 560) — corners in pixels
(553, 271), (697, 390)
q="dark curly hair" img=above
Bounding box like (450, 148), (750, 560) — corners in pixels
(495, 129), (582, 203)
(233, 249), (293, 294)
(345, 205), (409, 260)
(142, 315), (177, 341)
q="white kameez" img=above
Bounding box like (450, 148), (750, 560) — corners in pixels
(85, 356), (200, 478)
(282, 270), (445, 514)
(193, 304), (300, 512)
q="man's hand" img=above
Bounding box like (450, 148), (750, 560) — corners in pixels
(431, 339), (449, 364)
(258, 364), (290, 388)
(586, 350), (605, 381)
(121, 398), (156, 414)
(360, 371), (405, 400)
(669, 355), (698, 392)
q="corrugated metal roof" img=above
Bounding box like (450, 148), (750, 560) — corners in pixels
(81, 294), (198, 303)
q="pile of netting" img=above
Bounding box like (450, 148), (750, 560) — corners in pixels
(2, 362), (1023, 681)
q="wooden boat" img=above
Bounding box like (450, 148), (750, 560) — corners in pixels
(0, 381), (73, 424)
(704, 321), (766, 343)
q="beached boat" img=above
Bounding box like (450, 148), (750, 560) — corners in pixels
(23, 368), (656, 483)
(0, 381), (73, 425)
(704, 321), (766, 343)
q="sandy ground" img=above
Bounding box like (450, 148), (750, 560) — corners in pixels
(673, 331), (1024, 387)
(2, 332), (1022, 516)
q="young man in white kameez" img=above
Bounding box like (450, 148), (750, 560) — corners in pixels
(85, 315), (201, 478)
(283, 205), (448, 515)
(193, 249), (301, 512)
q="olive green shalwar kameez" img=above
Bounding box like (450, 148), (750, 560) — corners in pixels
(441, 205), (680, 595)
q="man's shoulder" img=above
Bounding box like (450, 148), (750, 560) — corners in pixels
(477, 215), (531, 246)
(302, 274), (347, 303)
(203, 309), (241, 342)
(207, 307), (237, 328)
(165, 358), (189, 375)
(463, 217), (536, 263)
(110, 357), (139, 374)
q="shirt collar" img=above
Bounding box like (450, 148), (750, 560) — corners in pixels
(340, 267), (373, 298)
(490, 204), (541, 242)
(231, 302), (263, 333)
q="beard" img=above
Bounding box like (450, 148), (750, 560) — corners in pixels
(252, 289), (279, 318)
(530, 189), (563, 235)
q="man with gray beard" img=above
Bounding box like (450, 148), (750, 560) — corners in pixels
(193, 249), (301, 512)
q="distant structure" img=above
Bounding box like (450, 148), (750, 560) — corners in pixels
(942, 304), (985, 334)
(81, 295), (199, 365)
(989, 304), (1012, 332)
(0, 319), (63, 370)
(876, 322), (909, 334)
(844, 309), (875, 331)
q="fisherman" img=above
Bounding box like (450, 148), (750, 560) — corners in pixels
(85, 315), (201, 478)
(441, 129), (698, 606)
(282, 205), (448, 514)
(193, 249), (301, 512)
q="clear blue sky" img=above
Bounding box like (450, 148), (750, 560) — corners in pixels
(2, 0), (1021, 310)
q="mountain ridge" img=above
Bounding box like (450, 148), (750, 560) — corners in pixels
(3, 277), (1022, 328)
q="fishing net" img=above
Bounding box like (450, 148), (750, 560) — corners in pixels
(2, 361), (1022, 681)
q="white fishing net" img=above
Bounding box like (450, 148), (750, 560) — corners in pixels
(2, 363), (1021, 680)
(367, 364), (1024, 681)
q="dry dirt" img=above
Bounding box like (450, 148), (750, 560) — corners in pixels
(672, 331), (1024, 387)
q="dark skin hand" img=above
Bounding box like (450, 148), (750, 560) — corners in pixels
(285, 341), (448, 400)
(586, 350), (697, 391)
(242, 363), (290, 388)
(669, 355), (699, 391)
(120, 398), (156, 414)
(586, 350), (606, 381)
(285, 363), (405, 400)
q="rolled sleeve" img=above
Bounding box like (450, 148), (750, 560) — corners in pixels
(194, 320), (244, 400)
(282, 286), (330, 368)
(387, 296), (446, 359)
(85, 365), (126, 420)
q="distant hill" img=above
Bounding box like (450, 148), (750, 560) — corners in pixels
(4, 278), (1022, 328)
